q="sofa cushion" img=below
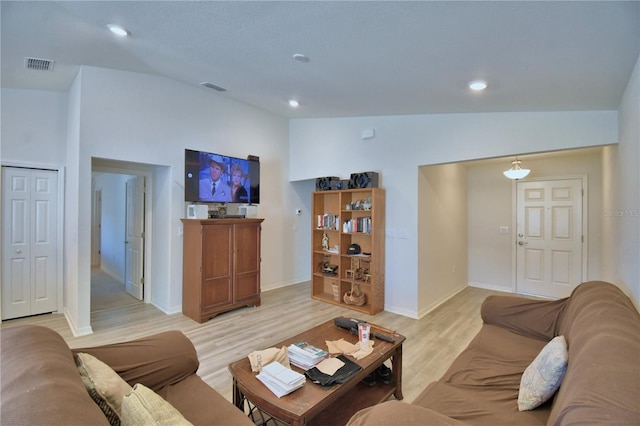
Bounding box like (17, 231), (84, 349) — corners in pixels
(0, 325), (109, 425)
(121, 383), (192, 426)
(346, 401), (471, 425)
(163, 374), (254, 426)
(413, 324), (549, 425)
(518, 335), (567, 411)
(76, 352), (133, 424)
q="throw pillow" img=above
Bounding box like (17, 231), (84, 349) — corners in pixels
(518, 335), (568, 411)
(75, 352), (132, 425)
(121, 383), (193, 426)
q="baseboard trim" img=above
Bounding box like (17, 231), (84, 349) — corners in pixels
(468, 281), (513, 293)
(417, 285), (467, 319)
(64, 307), (93, 337)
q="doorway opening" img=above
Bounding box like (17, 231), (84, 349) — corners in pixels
(91, 159), (153, 314)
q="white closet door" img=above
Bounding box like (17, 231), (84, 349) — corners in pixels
(2, 167), (58, 320)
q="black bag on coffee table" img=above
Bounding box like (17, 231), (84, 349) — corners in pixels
(305, 355), (362, 388)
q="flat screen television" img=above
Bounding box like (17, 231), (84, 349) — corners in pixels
(185, 149), (260, 204)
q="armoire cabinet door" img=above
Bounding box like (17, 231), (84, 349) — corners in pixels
(201, 223), (233, 310)
(234, 222), (261, 303)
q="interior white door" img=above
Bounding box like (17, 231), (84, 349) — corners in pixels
(125, 176), (145, 300)
(91, 188), (102, 266)
(516, 179), (583, 299)
(2, 167), (58, 320)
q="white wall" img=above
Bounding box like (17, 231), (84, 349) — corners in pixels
(418, 163), (468, 317)
(1, 66), (293, 334)
(290, 111), (619, 317)
(604, 55), (640, 307)
(0, 89), (68, 166)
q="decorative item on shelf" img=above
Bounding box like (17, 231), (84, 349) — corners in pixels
(322, 233), (329, 250)
(315, 176), (340, 191)
(363, 196), (372, 211)
(331, 282), (340, 302)
(344, 283), (366, 306)
(321, 263), (338, 276)
(348, 172), (379, 189)
(359, 259), (371, 283)
(347, 243), (361, 255)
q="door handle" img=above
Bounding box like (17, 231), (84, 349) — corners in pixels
(518, 241), (528, 246)
(16, 249), (22, 253)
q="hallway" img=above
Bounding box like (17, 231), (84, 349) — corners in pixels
(91, 268), (141, 312)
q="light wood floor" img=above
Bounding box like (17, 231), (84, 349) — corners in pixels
(91, 267), (142, 312)
(1, 282), (503, 404)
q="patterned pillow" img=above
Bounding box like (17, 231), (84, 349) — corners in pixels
(121, 383), (193, 426)
(76, 352), (132, 425)
(518, 335), (568, 411)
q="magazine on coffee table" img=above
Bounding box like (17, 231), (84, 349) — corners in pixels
(256, 361), (306, 398)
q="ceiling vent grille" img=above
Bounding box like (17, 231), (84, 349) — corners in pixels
(200, 82), (227, 92)
(25, 57), (54, 71)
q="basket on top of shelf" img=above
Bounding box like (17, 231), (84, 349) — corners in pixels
(344, 282), (366, 306)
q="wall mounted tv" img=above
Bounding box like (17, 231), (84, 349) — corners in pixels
(185, 149), (260, 204)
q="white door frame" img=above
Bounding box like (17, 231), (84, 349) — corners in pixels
(510, 175), (588, 295)
(91, 160), (152, 304)
(0, 161), (65, 321)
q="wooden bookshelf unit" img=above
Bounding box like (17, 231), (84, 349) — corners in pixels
(311, 188), (385, 315)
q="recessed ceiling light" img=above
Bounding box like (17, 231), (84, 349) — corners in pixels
(468, 80), (488, 91)
(292, 54), (309, 63)
(107, 24), (129, 37)
(288, 99), (300, 107)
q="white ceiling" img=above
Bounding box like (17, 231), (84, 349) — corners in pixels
(1, 1), (638, 119)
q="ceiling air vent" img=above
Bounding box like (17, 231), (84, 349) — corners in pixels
(25, 57), (54, 71)
(200, 82), (227, 92)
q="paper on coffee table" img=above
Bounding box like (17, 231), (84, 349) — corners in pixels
(316, 357), (345, 376)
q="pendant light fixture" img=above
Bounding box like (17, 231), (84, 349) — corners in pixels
(503, 157), (530, 180)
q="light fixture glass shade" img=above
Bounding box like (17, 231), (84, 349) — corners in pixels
(503, 159), (530, 180)
(107, 24), (129, 37)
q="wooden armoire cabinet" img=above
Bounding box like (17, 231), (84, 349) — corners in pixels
(181, 218), (263, 323)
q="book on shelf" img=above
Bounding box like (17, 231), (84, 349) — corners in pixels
(256, 361), (306, 398)
(288, 341), (330, 370)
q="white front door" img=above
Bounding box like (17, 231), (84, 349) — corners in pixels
(125, 176), (145, 300)
(2, 167), (58, 319)
(516, 178), (583, 299)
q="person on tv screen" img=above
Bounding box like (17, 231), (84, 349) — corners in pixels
(199, 156), (231, 202)
(230, 163), (249, 203)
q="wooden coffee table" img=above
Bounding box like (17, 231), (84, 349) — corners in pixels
(228, 319), (405, 426)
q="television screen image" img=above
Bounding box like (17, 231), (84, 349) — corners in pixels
(185, 149), (259, 204)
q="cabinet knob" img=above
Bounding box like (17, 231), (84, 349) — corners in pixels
(16, 249), (22, 253)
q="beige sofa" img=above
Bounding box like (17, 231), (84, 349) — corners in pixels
(348, 281), (640, 425)
(0, 325), (253, 425)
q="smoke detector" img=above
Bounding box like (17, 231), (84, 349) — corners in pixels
(25, 57), (54, 71)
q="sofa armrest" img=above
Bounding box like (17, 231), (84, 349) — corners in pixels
(72, 330), (199, 392)
(346, 401), (471, 426)
(480, 295), (568, 341)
